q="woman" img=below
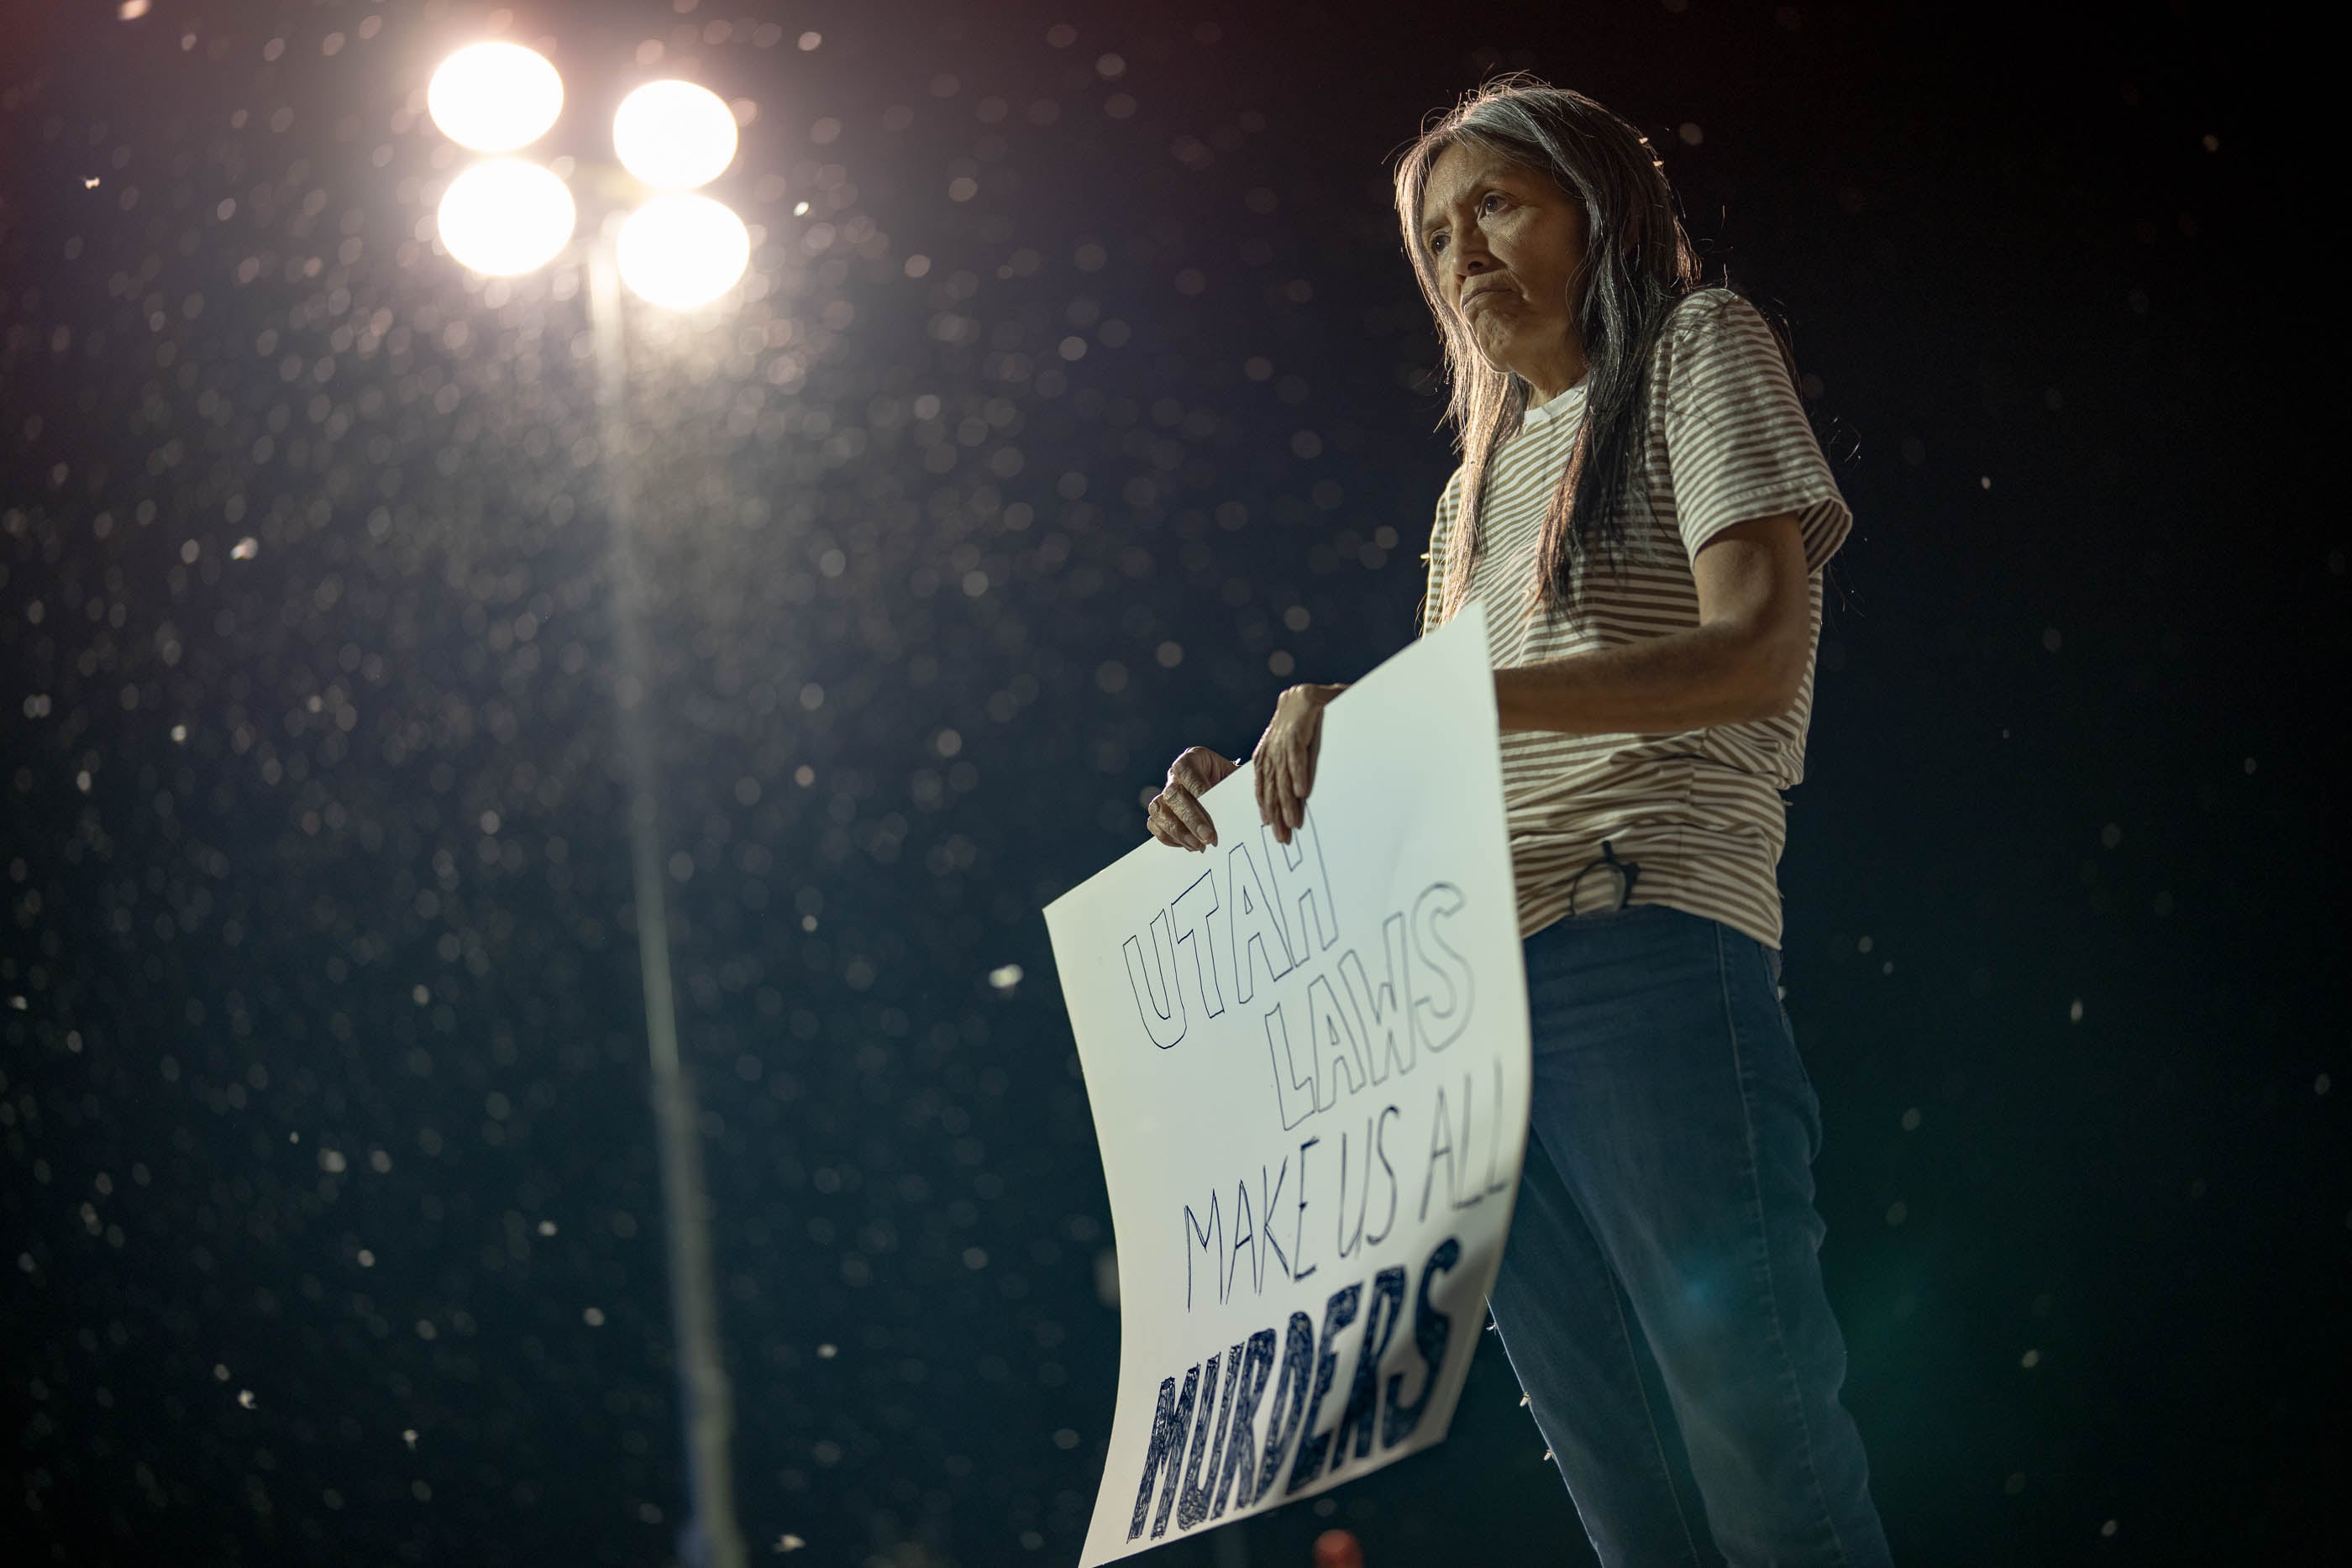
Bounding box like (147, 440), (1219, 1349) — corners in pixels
(1142, 79), (1895, 1566)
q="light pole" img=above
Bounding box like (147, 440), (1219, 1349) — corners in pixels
(427, 39), (753, 1568)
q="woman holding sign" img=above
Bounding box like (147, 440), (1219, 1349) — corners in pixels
(1146, 78), (1893, 1568)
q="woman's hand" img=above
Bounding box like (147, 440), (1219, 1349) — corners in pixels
(1146, 747), (1238, 852)
(1253, 683), (1347, 845)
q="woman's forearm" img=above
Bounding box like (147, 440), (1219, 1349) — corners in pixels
(1494, 619), (1793, 736)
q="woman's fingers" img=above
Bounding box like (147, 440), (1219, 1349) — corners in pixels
(1158, 745), (1317, 847)
(1247, 711), (1323, 845)
(1163, 751), (1235, 853)
(1165, 766), (1221, 848)
(1167, 789), (1217, 848)
(1266, 750), (1294, 844)
(1289, 726), (1316, 828)
(1147, 794), (1196, 851)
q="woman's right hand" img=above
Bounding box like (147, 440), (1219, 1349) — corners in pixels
(1145, 747), (1237, 852)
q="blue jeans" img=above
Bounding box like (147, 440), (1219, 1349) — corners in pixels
(1486, 900), (1894, 1566)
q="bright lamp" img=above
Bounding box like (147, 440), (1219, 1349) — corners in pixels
(612, 80), (739, 191)
(427, 43), (564, 153)
(437, 160), (577, 276)
(617, 195), (751, 309)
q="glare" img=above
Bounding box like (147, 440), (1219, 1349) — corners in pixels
(427, 43), (564, 153)
(436, 160), (576, 276)
(612, 80), (738, 190)
(617, 195), (751, 309)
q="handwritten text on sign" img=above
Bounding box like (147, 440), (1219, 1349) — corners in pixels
(1044, 605), (1530, 1565)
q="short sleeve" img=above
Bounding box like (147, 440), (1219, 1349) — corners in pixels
(1654, 290), (1851, 574)
(1419, 466), (1465, 637)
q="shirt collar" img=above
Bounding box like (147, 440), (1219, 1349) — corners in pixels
(1520, 379), (1589, 431)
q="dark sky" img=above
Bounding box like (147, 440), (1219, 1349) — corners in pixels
(2, 1), (2341, 1565)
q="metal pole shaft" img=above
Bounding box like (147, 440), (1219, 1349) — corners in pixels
(587, 239), (748, 1568)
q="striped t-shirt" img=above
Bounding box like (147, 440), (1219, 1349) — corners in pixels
(1418, 287), (1851, 952)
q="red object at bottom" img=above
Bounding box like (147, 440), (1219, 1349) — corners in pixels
(1312, 1529), (1366, 1568)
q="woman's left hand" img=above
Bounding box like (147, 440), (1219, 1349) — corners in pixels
(1252, 683), (1347, 845)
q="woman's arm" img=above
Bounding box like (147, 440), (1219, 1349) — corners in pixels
(1494, 511), (1813, 735)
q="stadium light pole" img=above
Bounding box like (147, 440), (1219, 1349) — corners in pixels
(426, 41), (753, 1568)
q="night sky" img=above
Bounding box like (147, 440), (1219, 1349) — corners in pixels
(3, 1), (2342, 1565)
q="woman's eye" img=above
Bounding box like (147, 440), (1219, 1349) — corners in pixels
(1482, 193), (1504, 213)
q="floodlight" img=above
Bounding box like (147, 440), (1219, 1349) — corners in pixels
(427, 42), (564, 153)
(437, 159), (576, 275)
(612, 80), (738, 191)
(617, 194), (751, 308)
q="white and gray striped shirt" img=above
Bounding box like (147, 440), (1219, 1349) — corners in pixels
(1419, 287), (1851, 952)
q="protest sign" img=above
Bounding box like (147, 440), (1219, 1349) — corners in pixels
(1043, 603), (1531, 1565)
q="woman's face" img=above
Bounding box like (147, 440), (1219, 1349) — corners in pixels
(1418, 140), (1588, 395)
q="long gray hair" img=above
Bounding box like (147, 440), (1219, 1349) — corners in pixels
(1396, 77), (1718, 629)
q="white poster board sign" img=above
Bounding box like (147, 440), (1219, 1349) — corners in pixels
(1044, 604), (1530, 1565)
